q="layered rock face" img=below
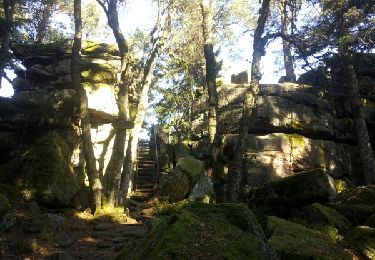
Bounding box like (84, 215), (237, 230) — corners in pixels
(192, 55), (375, 186)
(0, 42), (123, 206)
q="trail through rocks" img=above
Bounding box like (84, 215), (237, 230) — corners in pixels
(0, 202), (149, 259)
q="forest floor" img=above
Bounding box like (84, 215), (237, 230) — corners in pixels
(0, 200), (150, 259)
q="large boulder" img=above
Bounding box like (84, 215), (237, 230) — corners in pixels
(120, 202), (278, 260)
(349, 226), (375, 259)
(0, 132), (79, 206)
(267, 216), (352, 259)
(247, 169), (337, 216)
(160, 156), (204, 202)
(188, 175), (214, 202)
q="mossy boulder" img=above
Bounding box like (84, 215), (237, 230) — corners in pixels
(366, 214), (375, 228)
(336, 185), (375, 205)
(0, 193), (11, 216)
(349, 226), (375, 259)
(0, 183), (22, 205)
(248, 169), (337, 216)
(177, 155), (204, 182)
(120, 202), (278, 260)
(160, 156), (204, 202)
(328, 203), (375, 226)
(0, 132), (79, 206)
(160, 169), (191, 202)
(296, 203), (351, 234)
(267, 216), (352, 260)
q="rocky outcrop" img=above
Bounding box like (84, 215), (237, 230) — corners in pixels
(0, 42), (126, 207)
(191, 57), (375, 186)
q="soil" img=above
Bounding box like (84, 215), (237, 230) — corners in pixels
(0, 202), (149, 259)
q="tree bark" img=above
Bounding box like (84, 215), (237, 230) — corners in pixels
(72, 0), (102, 214)
(226, 0), (270, 202)
(332, 55), (375, 184)
(97, 0), (130, 207)
(0, 0), (15, 90)
(348, 66), (375, 184)
(200, 0), (218, 145)
(279, 0), (296, 82)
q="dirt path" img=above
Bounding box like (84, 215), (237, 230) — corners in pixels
(0, 202), (148, 259)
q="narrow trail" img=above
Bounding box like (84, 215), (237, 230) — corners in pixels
(0, 198), (154, 259)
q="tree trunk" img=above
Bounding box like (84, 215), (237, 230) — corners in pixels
(279, 0), (296, 82)
(200, 0), (218, 145)
(0, 0), (15, 90)
(226, 0), (270, 202)
(72, 0), (101, 214)
(332, 55), (375, 184)
(348, 67), (375, 184)
(97, 0), (130, 207)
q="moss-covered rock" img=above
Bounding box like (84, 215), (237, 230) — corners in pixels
(328, 203), (375, 226)
(0, 193), (11, 216)
(267, 216), (352, 260)
(248, 169), (337, 216)
(177, 155), (204, 182)
(336, 185), (375, 205)
(0, 183), (22, 205)
(296, 203), (351, 234)
(81, 41), (119, 57)
(0, 132), (79, 206)
(366, 214), (375, 228)
(120, 202), (278, 260)
(350, 226), (375, 259)
(160, 169), (190, 202)
(160, 156), (205, 202)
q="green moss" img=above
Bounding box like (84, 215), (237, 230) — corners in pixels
(156, 199), (190, 215)
(267, 216), (352, 260)
(336, 185), (375, 205)
(0, 183), (22, 205)
(366, 214), (375, 228)
(120, 202), (277, 260)
(350, 226), (375, 259)
(290, 120), (305, 131)
(0, 193), (11, 216)
(82, 41), (119, 56)
(0, 132), (79, 206)
(299, 203), (351, 233)
(177, 156), (204, 182)
(328, 203), (375, 226)
(80, 61), (115, 84)
(287, 133), (306, 147)
(14, 239), (39, 254)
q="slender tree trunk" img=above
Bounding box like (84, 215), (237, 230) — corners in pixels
(72, 0), (102, 214)
(97, 0), (130, 207)
(0, 0), (15, 90)
(226, 0), (270, 202)
(35, 2), (54, 43)
(200, 0), (218, 145)
(280, 0), (295, 82)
